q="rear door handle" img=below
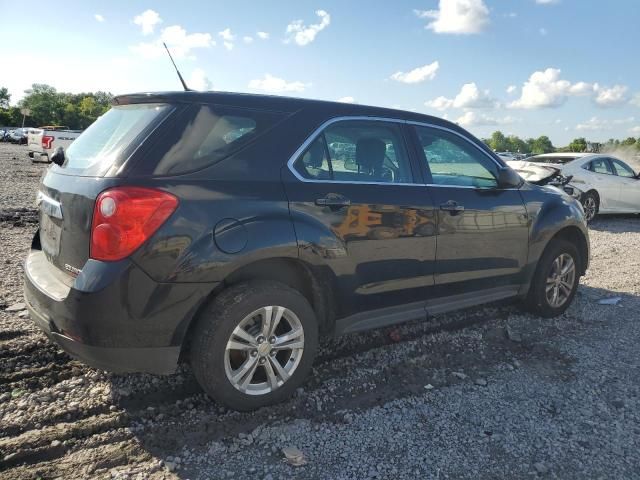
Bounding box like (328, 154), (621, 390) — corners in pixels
(315, 194), (351, 207)
(439, 200), (464, 212)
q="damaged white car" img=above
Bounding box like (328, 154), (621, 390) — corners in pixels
(508, 153), (640, 223)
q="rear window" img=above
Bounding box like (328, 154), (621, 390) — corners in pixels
(148, 104), (287, 175)
(63, 104), (170, 175)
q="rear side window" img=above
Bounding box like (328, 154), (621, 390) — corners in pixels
(64, 104), (170, 175)
(293, 120), (413, 184)
(586, 158), (613, 175)
(150, 105), (287, 175)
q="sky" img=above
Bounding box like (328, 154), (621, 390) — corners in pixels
(1, 0), (639, 145)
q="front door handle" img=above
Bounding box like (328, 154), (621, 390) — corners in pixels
(440, 200), (465, 212)
(316, 194), (351, 207)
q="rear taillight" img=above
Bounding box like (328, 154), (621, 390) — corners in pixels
(42, 135), (54, 149)
(90, 187), (178, 261)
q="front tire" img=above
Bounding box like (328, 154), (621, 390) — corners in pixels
(190, 281), (318, 411)
(526, 240), (580, 318)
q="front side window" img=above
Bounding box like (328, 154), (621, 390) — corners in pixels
(610, 158), (636, 178)
(293, 120), (413, 184)
(587, 158), (613, 175)
(414, 126), (498, 188)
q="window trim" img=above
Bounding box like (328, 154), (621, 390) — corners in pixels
(287, 116), (506, 188)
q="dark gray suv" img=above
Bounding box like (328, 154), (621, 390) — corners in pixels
(24, 92), (589, 410)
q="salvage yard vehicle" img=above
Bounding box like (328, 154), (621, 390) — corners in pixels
(27, 126), (81, 163)
(24, 92), (589, 410)
(508, 153), (640, 222)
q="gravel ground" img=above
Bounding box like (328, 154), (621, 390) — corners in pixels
(1, 142), (639, 479)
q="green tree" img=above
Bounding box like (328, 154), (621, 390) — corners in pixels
(568, 137), (588, 152)
(0, 87), (10, 109)
(488, 131), (508, 152)
(621, 137), (637, 147)
(532, 136), (554, 154)
(506, 135), (528, 153)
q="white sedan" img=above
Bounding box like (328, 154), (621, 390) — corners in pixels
(508, 153), (640, 223)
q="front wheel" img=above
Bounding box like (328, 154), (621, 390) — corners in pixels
(526, 240), (580, 318)
(190, 281), (318, 411)
(581, 191), (598, 223)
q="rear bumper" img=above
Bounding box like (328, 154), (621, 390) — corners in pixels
(24, 249), (215, 374)
(26, 298), (180, 374)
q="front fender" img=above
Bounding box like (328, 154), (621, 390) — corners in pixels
(520, 184), (589, 286)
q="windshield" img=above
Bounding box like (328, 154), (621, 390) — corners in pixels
(63, 103), (170, 175)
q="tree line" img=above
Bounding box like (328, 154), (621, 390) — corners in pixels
(483, 130), (640, 154)
(0, 84), (112, 130)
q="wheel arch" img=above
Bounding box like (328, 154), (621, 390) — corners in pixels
(547, 226), (589, 276)
(178, 257), (337, 360)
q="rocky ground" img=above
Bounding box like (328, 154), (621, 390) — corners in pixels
(0, 142), (639, 479)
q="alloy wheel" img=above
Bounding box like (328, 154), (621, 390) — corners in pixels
(545, 253), (576, 308)
(224, 306), (304, 395)
(583, 196), (597, 222)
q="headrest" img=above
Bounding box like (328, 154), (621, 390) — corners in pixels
(356, 138), (386, 172)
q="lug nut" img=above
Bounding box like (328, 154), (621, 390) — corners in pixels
(251, 350), (258, 357)
(270, 350), (277, 357)
(269, 336), (276, 344)
(256, 336), (265, 344)
(259, 358), (266, 364)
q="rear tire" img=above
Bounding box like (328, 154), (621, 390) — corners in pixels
(581, 191), (599, 223)
(525, 240), (580, 318)
(190, 281), (318, 411)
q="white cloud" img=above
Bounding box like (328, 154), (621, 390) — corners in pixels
(456, 111), (516, 127)
(593, 84), (629, 107)
(506, 85), (517, 94)
(630, 126), (640, 135)
(424, 82), (497, 110)
(131, 25), (215, 59)
(390, 61), (439, 84)
(576, 116), (634, 131)
(243, 36), (254, 44)
(134, 9), (162, 35)
(285, 10), (331, 46)
(539, 27), (548, 36)
(425, 96), (454, 111)
(248, 74), (309, 93)
(94, 14), (104, 23)
(257, 31), (270, 40)
(219, 28), (235, 50)
(414, 0), (489, 35)
(536, 0), (559, 4)
(337, 96), (356, 103)
(509, 68), (595, 109)
(189, 68), (213, 91)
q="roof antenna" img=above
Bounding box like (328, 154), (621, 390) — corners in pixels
(163, 42), (191, 91)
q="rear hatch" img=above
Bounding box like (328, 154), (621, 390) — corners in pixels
(37, 103), (171, 274)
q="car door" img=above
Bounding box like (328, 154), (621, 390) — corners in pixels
(283, 118), (437, 321)
(409, 123), (530, 300)
(609, 157), (640, 212)
(582, 157), (618, 212)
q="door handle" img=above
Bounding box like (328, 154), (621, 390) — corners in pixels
(439, 200), (465, 212)
(315, 194), (351, 207)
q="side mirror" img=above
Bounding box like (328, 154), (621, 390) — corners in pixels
(497, 166), (522, 189)
(50, 147), (65, 166)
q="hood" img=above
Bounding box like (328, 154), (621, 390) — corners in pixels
(506, 160), (563, 184)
